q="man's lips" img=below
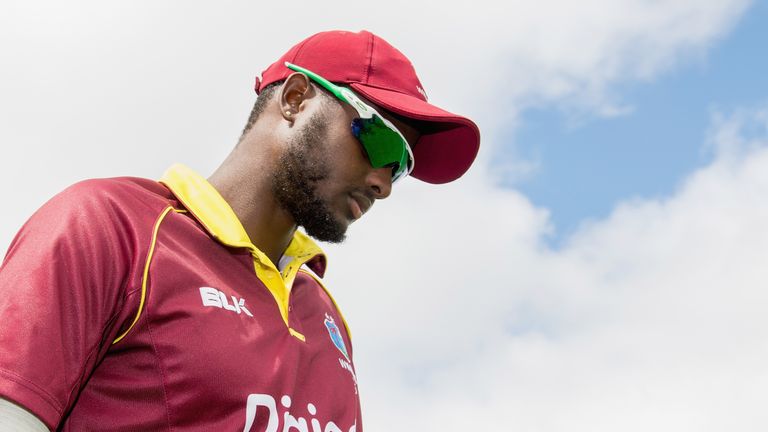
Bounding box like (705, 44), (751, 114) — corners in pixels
(349, 192), (372, 220)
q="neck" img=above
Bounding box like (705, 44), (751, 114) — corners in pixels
(207, 140), (296, 268)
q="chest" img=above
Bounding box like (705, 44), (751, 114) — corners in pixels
(78, 226), (361, 431)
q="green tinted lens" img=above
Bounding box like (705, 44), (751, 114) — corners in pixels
(351, 116), (410, 179)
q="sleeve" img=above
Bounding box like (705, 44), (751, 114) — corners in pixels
(0, 180), (138, 430)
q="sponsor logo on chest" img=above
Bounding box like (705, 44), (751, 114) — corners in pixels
(243, 393), (357, 432)
(199, 286), (254, 317)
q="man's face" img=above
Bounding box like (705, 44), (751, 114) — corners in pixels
(271, 109), (347, 243)
(271, 92), (419, 243)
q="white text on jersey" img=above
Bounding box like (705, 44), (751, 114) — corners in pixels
(243, 393), (356, 432)
(199, 287), (254, 317)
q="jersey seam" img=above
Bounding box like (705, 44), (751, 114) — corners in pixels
(137, 208), (175, 430)
(146, 311), (174, 431)
(112, 206), (177, 344)
(63, 309), (125, 416)
(121, 208), (185, 301)
(0, 367), (63, 415)
(297, 269), (353, 342)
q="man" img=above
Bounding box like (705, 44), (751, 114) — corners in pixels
(0, 30), (479, 431)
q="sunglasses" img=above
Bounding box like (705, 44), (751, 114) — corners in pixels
(285, 62), (415, 183)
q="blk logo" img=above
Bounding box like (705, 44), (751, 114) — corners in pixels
(199, 287), (254, 317)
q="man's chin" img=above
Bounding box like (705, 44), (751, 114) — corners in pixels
(304, 230), (347, 244)
(301, 217), (348, 244)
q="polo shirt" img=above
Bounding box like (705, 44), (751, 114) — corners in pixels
(0, 164), (362, 431)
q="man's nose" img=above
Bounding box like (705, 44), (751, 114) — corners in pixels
(367, 166), (393, 199)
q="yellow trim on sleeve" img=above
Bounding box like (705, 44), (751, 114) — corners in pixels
(112, 206), (179, 344)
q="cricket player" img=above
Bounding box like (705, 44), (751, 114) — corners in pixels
(0, 29), (480, 431)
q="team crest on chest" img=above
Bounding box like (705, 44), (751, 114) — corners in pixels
(324, 313), (349, 361)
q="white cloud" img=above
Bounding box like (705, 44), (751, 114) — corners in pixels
(0, 0), (763, 430)
(326, 106), (768, 431)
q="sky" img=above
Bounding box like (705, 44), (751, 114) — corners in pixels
(507, 0), (768, 244)
(2, 1), (768, 430)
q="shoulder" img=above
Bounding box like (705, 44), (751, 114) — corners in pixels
(9, 176), (174, 255)
(39, 176), (172, 225)
(56, 176), (171, 210)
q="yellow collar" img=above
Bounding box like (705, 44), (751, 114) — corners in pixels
(159, 163), (327, 277)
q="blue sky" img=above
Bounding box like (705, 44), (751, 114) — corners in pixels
(505, 2), (767, 244)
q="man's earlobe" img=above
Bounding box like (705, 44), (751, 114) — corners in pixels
(282, 103), (300, 122)
(279, 72), (311, 123)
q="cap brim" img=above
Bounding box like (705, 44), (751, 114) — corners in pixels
(350, 84), (480, 184)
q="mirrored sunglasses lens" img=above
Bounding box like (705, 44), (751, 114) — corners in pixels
(351, 117), (410, 179)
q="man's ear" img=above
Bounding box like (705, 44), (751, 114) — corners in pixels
(279, 72), (312, 122)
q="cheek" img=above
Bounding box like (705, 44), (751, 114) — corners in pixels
(318, 106), (373, 184)
(326, 134), (370, 178)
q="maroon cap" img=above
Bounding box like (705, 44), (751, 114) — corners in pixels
(256, 30), (480, 184)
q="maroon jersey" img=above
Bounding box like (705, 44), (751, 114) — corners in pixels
(0, 164), (361, 431)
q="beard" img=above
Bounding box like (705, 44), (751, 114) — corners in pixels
(271, 111), (348, 243)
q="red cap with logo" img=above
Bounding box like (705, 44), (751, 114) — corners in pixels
(256, 30), (480, 184)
